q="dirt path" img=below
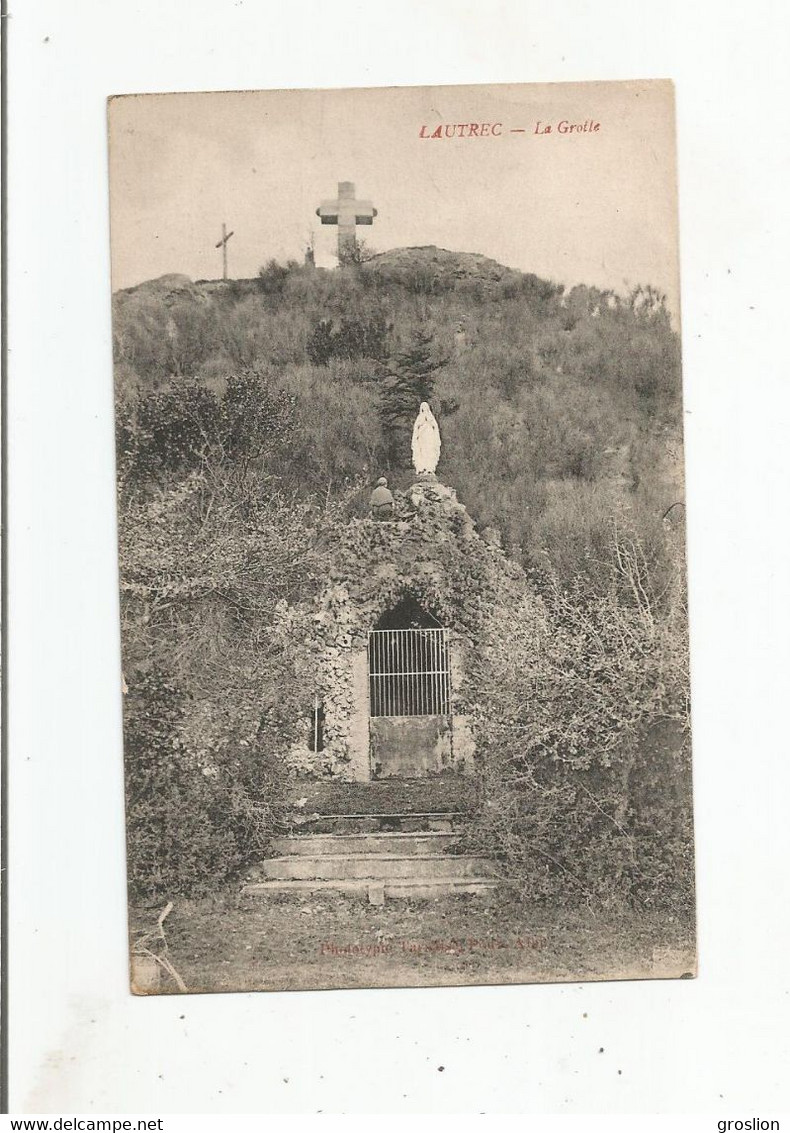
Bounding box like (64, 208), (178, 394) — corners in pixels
(131, 892), (695, 996)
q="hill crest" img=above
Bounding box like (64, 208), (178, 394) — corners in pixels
(116, 247), (539, 298)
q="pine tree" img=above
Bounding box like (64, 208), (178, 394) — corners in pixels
(379, 330), (444, 468)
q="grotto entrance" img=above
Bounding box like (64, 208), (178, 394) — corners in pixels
(367, 596), (453, 779)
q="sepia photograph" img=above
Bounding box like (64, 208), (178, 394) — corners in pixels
(109, 79), (695, 996)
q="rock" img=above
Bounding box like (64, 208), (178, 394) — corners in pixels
(367, 885), (386, 906)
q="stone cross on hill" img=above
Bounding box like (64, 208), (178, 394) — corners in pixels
(316, 181), (377, 260)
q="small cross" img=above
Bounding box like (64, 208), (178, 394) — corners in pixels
(214, 222), (234, 280)
(316, 182), (377, 261)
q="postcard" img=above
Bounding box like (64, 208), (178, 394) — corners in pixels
(109, 79), (694, 994)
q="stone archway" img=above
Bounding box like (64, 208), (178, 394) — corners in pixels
(368, 596), (454, 779)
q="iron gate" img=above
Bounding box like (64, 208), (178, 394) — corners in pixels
(368, 628), (451, 717)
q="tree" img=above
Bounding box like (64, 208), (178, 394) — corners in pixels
(379, 330), (444, 468)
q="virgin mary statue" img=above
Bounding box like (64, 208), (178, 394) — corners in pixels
(411, 402), (441, 475)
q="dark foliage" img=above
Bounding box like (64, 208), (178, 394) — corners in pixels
(117, 370), (298, 486)
(258, 258), (297, 300)
(124, 668), (287, 901)
(379, 329), (445, 467)
(119, 381), (219, 478)
(306, 312), (391, 366)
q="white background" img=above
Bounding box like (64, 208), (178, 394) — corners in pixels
(6, 0), (790, 1115)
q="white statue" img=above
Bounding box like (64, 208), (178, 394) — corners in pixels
(411, 402), (441, 475)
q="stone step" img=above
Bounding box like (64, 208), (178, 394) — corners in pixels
(260, 853), (497, 882)
(287, 775), (477, 818)
(242, 877), (501, 900)
(295, 812), (461, 834)
(270, 831), (458, 857)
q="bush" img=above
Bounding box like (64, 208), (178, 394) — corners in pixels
(117, 370), (298, 487)
(258, 258), (295, 299)
(470, 719), (693, 913)
(306, 313), (390, 365)
(124, 668), (287, 900)
(122, 380), (220, 479)
(118, 466), (332, 900)
(466, 530), (692, 911)
(112, 292), (222, 382)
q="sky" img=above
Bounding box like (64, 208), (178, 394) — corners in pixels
(109, 80), (680, 315)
